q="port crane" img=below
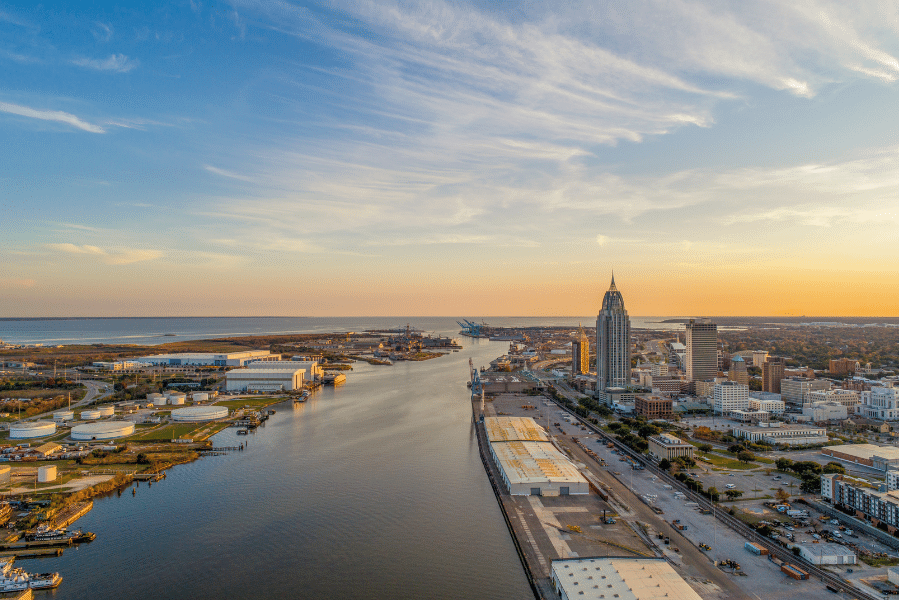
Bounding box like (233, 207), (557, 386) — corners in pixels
(457, 319), (486, 337)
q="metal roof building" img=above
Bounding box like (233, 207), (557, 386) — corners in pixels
(489, 440), (588, 496)
(225, 368), (305, 392)
(551, 557), (703, 600)
(484, 416), (550, 443)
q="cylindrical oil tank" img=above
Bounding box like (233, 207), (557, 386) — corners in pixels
(168, 395), (185, 405)
(53, 410), (75, 422)
(98, 405), (115, 417)
(38, 465), (57, 483)
(0, 466), (10, 486)
(152, 396), (168, 407)
(192, 392), (209, 402)
(71, 421), (135, 441)
(10, 421), (56, 439)
(147, 393), (164, 404)
(80, 409), (102, 420)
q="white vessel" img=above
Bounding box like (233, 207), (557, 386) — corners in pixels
(0, 557), (62, 591)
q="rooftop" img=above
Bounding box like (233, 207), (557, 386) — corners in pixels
(823, 444), (899, 463)
(552, 557), (702, 600)
(484, 417), (549, 443)
(490, 441), (587, 486)
(796, 543), (858, 557)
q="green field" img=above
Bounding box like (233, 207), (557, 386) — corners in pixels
(214, 397), (284, 410)
(127, 423), (206, 441)
(698, 452), (758, 470)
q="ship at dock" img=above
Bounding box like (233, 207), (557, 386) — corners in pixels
(0, 558), (62, 592)
(323, 372), (346, 385)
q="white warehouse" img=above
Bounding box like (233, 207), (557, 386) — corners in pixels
(135, 351), (281, 367)
(225, 368), (305, 392)
(245, 360), (324, 381)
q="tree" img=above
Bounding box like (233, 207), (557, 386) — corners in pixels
(136, 453), (150, 465)
(725, 489), (743, 501)
(728, 444), (745, 454)
(791, 461), (822, 475)
(775, 488), (790, 503)
(736, 451), (756, 464)
(658, 458), (672, 471)
(800, 474), (821, 494)
(707, 486), (720, 502)
(823, 461), (846, 474)
(776, 458), (793, 471)
(698, 443), (713, 453)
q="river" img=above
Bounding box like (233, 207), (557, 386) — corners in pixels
(18, 335), (534, 599)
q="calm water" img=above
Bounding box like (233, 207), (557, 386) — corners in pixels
(0, 316), (688, 346)
(17, 336), (534, 599)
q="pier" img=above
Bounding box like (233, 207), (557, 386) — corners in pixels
(52, 501), (92, 529)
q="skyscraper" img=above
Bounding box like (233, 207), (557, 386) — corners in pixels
(762, 356), (785, 393)
(572, 325), (591, 375)
(685, 319), (717, 382)
(596, 274), (631, 392)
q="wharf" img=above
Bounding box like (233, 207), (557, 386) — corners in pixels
(0, 548), (63, 559)
(51, 501), (92, 529)
(133, 473), (164, 482)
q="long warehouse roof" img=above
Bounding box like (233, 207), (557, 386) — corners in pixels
(553, 557), (703, 600)
(491, 441), (586, 485)
(485, 416), (550, 443)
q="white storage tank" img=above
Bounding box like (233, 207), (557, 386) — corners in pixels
(80, 409), (102, 420)
(98, 405), (115, 417)
(147, 393), (165, 405)
(37, 465), (56, 483)
(71, 421), (135, 441)
(10, 421), (56, 439)
(171, 406), (228, 422)
(192, 392), (209, 402)
(168, 394), (186, 406)
(0, 465), (10, 486)
(53, 410), (75, 422)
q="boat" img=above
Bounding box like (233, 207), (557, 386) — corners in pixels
(236, 429), (248, 435)
(0, 557), (62, 591)
(26, 525), (90, 543)
(323, 372), (346, 385)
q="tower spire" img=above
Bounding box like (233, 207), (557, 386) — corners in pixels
(609, 270), (617, 291)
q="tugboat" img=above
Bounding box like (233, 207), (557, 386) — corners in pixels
(26, 525), (94, 543)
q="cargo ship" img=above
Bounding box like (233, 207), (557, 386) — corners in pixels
(323, 372), (346, 385)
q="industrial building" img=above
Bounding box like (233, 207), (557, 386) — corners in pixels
(171, 406), (229, 422)
(550, 557), (703, 600)
(484, 416), (588, 496)
(71, 422), (136, 441)
(247, 359), (323, 381)
(134, 351), (280, 367)
(485, 416), (550, 443)
(225, 367), (305, 392)
(794, 543), (856, 565)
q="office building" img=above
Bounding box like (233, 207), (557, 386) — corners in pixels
(781, 377), (830, 406)
(648, 433), (694, 461)
(829, 358), (860, 376)
(572, 327), (591, 376)
(761, 357), (785, 393)
(731, 422), (827, 446)
(807, 389), (860, 408)
(749, 396), (785, 415)
(728, 355), (749, 386)
(685, 319), (717, 382)
(596, 274), (631, 392)
(635, 395), (673, 419)
(713, 381), (749, 414)
(751, 350), (769, 368)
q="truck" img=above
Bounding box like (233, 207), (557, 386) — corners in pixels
(786, 510), (809, 518)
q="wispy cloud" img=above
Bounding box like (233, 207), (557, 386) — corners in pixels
(91, 22), (113, 42)
(0, 101), (105, 133)
(204, 165), (257, 183)
(72, 53), (138, 73)
(47, 243), (162, 265)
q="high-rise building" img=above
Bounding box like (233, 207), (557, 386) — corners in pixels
(713, 381), (749, 414)
(728, 355), (749, 386)
(596, 274), (631, 393)
(685, 319), (717, 382)
(572, 326), (590, 375)
(762, 357), (785, 393)
(781, 377), (830, 406)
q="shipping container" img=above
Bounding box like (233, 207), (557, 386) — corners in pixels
(744, 542), (768, 555)
(781, 564), (809, 580)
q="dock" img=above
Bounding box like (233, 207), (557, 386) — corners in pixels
(0, 548), (64, 559)
(52, 501), (92, 529)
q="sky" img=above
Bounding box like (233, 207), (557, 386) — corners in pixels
(0, 0), (897, 317)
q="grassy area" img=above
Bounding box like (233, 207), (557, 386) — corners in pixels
(214, 397), (284, 410)
(698, 452), (758, 470)
(129, 423), (206, 441)
(860, 555), (899, 568)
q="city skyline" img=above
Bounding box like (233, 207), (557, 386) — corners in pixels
(0, 1), (897, 317)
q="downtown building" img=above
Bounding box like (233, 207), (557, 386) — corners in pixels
(596, 274), (631, 399)
(685, 319), (717, 382)
(571, 327), (591, 376)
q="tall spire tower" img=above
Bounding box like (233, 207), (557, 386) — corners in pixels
(596, 272), (631, 397)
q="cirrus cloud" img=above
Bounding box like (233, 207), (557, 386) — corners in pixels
(47, 243), (162, 265)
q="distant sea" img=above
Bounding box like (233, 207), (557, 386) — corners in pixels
(0, 316), (693, 346)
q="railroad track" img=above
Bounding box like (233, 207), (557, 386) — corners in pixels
(550, 399), (883, 600)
